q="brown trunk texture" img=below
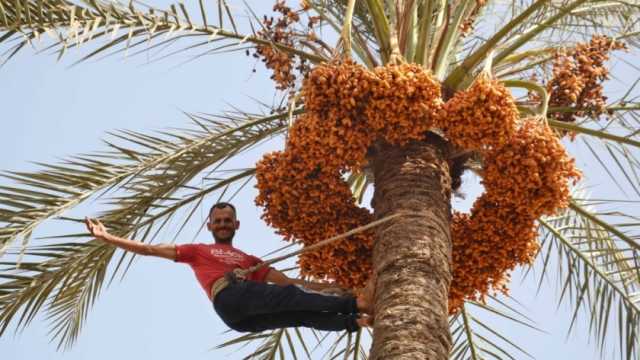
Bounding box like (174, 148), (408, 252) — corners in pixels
(369, 135), (452, 360)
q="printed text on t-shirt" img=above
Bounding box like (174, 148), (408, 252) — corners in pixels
(210, 248), (246, 265)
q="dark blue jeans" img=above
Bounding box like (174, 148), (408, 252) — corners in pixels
(213, 280), (360, 333)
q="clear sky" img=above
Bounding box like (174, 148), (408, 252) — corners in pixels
(0, 1), (635, 359)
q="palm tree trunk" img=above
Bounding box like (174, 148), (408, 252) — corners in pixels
(369, 134), (452, 360)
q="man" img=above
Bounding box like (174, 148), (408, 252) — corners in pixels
(85, 202), (374, 333)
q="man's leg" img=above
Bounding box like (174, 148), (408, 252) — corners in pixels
(217, 281), (358, 321)
(229, 311), (360, 333)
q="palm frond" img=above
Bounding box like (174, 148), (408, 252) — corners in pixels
(445, 0), (640, 89)
(309, 0), (378, 68)
(536, 195), (640, 360)
(494, 0), (639, 65)
(431, 1), (475, 79)
(0, 0), (325, 66)
(547, 0), (640, 45)
(450, 299), (540, 360)
(575, 127), (640, 198)
(325, 0), (378, 43)
(529, 83), (640, 197)
(362, 0), (390, 63)
(215, 325), (368, 360)
(444, 0), (552, 89)
(0, 241), (113, 349)
(0, 108), (289, 252)
(347, 171), (370, 205)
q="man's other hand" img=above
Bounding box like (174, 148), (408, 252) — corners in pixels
(320, 287), (354, 297)
(85, 217), (108, 239)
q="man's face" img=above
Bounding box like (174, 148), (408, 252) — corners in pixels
(207, 206), (239, 244)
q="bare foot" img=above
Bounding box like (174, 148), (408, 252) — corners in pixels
(356, 315), (374, 328)
(356, 293), (371, 315)
(356, 276), (376, 315)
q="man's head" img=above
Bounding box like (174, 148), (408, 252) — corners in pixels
(207, 202), (239, 244)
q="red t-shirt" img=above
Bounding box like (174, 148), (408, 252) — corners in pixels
(175, 243), (272, 299)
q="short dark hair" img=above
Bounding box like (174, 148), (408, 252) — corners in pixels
(209, 202), (237, 218)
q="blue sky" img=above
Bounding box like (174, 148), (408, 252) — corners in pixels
(0, 1), (636, 359)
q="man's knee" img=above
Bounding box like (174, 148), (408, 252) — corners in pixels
(269, 284), (301, 299)
(229, 322), (257, 333)
(229, 315), (274, 333)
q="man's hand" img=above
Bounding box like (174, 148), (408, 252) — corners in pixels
(83, 217), (176, 260)
(320, 287), (354, 297)
(85, 217), (109, 240)
(265, 269), (354, 295)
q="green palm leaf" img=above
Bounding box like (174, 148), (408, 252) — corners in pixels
(450, 299), (540, 360)
(0, 108), (289, 253)
(445, 0), (640, 88)
(0, 0), (325, 65)
(536, 194), (640, 359)
(216, 325), (368, 360)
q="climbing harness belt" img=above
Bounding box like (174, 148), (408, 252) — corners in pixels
(211, 211), (422, 300)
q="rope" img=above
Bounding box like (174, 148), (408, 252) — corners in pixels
(236, 211), (423, 278)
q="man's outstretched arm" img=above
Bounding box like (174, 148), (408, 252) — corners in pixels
(264, 268), (351, 294)
(85, 217), (177, 260)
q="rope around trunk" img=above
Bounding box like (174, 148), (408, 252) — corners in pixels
(237, 211), (424, 278)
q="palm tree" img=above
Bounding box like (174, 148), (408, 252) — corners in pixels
(1, 0), (640, 359)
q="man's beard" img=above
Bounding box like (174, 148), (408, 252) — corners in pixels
(214, 230), (235, 244)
